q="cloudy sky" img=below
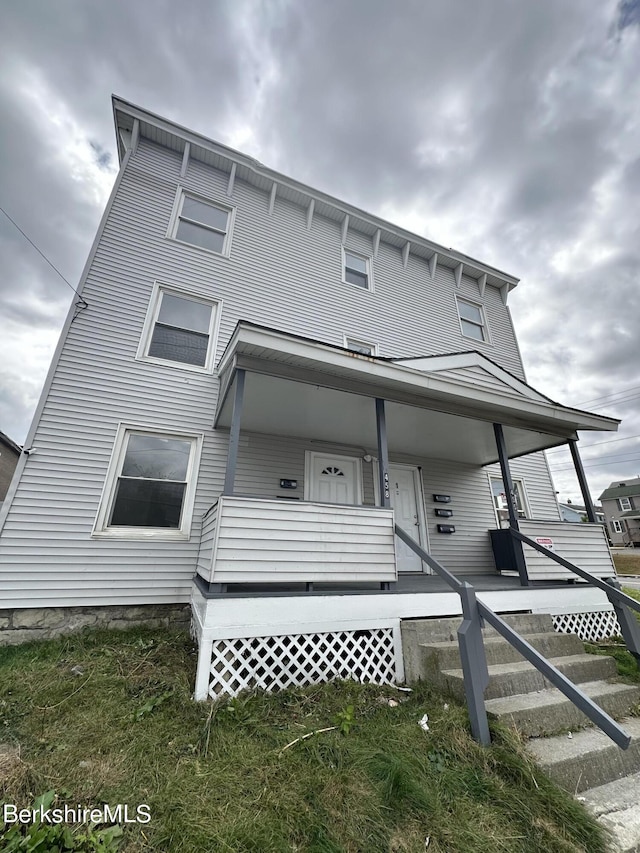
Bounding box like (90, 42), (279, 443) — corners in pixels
(1, 0), (639, 504)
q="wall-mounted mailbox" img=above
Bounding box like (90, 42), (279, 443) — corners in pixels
(437, 524), (456, 534)
(435, 509), (453, 518)
(433, 494), (451, 503)
(279, 479), (298, 489)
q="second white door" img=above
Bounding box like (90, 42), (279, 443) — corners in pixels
(387, 465), (428, 573)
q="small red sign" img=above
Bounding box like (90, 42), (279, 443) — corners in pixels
(535, 537), (554, 551)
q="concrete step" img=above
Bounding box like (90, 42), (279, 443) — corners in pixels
(528, 717), (640, 793)
(402, 612), (554, 646)
(581, 771), (640, 853)
(420, 630), (585, 671)
(485, 680), (640, 738)
(440, 654), (618, 701)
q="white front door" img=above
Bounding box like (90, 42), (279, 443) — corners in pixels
(388, 465), (428, 573)
(305, 452), (362, 504)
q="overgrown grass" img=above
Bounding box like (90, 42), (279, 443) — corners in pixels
(0, 628), (608, 853)
(613, 551), (640, 575)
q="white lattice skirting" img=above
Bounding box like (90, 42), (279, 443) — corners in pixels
(552, 610), (621, 642)
(206, 628), (397, 698)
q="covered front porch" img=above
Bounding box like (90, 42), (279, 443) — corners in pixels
(197, 322), (619, 593)
(191, 323), (622, 700)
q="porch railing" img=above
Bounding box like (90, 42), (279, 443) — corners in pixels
(395, 523), (632, 749)
(510, 528), (640, 667)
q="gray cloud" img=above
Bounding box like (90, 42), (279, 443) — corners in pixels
(0, 0), (639, 502)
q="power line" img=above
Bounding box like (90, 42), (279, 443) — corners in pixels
(575, 383), (640, 407)
(550, 450), (640, 467)
(546, 434), (640, 455)
(0, 204), (88, 307)
(550, 456), (640, 472)
(590, 394), (640, 411)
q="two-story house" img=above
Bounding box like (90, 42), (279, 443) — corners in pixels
(600, 478), (640, 547)
(0, 98), (621, 699)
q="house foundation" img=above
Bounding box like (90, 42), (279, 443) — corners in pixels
(0, 603), (191, 646)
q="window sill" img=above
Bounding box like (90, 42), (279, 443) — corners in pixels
(91, 528), (191, 541)
(461, 333), (493, 346)
(340, 278), (375, 294)
(135, 354), (216, 375)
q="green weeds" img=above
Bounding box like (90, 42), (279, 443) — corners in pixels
(0, 627), (608, 853)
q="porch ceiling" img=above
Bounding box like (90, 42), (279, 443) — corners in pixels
(215, 324), (619, 465)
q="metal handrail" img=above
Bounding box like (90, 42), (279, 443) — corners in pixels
(511, 527), (640, 667)
(478, 602), (630, 749)
(395, 523), (632, 749)
(510, 528), (640, 614)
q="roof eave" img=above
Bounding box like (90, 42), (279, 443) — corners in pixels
(111, 95), (519, 291)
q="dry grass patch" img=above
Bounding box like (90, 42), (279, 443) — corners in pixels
(613, 551), (640, 575)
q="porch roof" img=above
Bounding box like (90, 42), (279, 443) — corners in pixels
(215, 323), (619, 465)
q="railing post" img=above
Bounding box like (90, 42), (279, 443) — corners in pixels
(493, 423), (529, 586)
(457, 583), (491, 746)
(375, 398), (391, 508)
(606, 578), (640, 668)
(223, 368), (245, 496)
(568, 439), (597, 523)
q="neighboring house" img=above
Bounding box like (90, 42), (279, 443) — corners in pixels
(0, 430), (21, 511)
(0, 98), (622, 699)
(558, 501), (605, 525)
(599, 478), (640, 547)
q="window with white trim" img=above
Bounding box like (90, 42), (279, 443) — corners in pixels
(138, 285), (220, 371)
(343, 249), (371, 290)
(490, 476), (529, 525)
(612, 519), (624, 534)
(619, 497), (633, 511)
(344, 336), (378, 356)
(93, 428), (201, 538)
(170, 190), (233, 255)
(457, 298), (488, 342)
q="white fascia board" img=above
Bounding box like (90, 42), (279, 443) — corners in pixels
(217, 324), (620, 435)
(394, 352), (549, 402)
(112, 97), (519, 292)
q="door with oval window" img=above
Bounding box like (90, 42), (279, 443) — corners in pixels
(305, 452), (362, 505)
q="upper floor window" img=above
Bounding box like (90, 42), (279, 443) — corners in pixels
(619, 497), (633, 511)
(343, 249), (372, 290)
(457, 298), (488, 342)
(93, 426), (202, 540)
(169, 190), (234, 256)
(137, 284), (220, 372)
(344, 336), (378, 356)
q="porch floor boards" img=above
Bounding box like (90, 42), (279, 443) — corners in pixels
(211, 573), (572, 597)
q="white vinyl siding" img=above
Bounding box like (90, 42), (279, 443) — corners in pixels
(0, 136), (539, 607)
(197, 496), (396, 583)
(519, 520), (615, 581)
